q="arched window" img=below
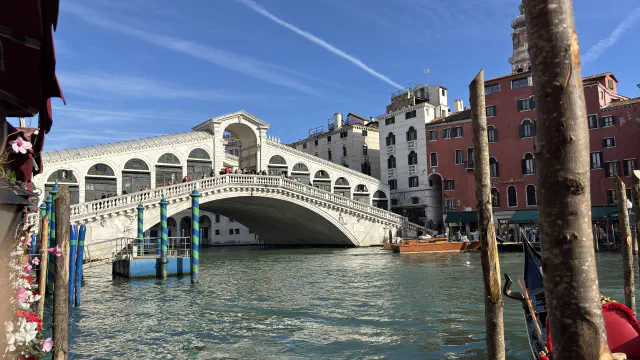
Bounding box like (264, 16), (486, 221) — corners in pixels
(45, 170), (80, 204)
(489, 157), (499, 178)
(187, 148), (212, 179)
(372, 190), (388, 209)
(268, 155), (288, 176)
(158, 153), (180, 164)
(156, 153), (182, 186)
(406, 126), (417, 141)
(508, 185), (517, 207)
(386, 132), (395, 146)
(292, 163), (309, 172)
(355, 184), (368, 192)
(269, 155), (286, 165)
(520, 119), (534, 138)
(388, 155), (396, 169)
(488, 125), (497, 142)
(86, 163), (117, 201)
(342, 144), (347, 157)
(522, 153), (535, 175)
(408, 151), (418, 165)
(87, 163), (115, 176)
(526, 185), (537, 206)
(188, 148), (210, 160)
(362, 143), (368, 155)
(123, 159), (151, 194)
(334, 177), (351, 198)
(124, 159), (149, 171)
(411, 197), (420, 204)
(491, 188), (499, 208)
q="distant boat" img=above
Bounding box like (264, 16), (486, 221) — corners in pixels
(390, 238), (480, 253)
(503, 238), (640, 359)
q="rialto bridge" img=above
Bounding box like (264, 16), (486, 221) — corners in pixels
(29, 111), (424, 253)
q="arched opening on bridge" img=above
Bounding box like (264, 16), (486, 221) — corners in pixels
(268, 155), (288, 176)
(223, 122), (258, 171)
(353, 184), (370, 204)
(200, 215), (211, 245)
(167, 217), (177, 237)
(187, 148), (212, 179)
(312, 170), (331, 192)
(334, 177), (351, 198)
(122, 158), (150, 194)
(179, 216), (191, 239)
(156, 153), (182, 186)
(85, 163), (117, 201)
(372, 190), (388, 210)
(45, 170), (80, 204)
(291, 162), (310, 184)
(427, 173), (444, 233)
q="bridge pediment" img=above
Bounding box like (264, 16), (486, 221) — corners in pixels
(192, 110), (271, 132)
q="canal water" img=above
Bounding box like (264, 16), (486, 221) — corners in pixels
(68, 247), (630, 359)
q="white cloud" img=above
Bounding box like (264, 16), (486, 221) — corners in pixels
(582, 7), (640, 64)
(63, 2), (320, 96)
(236, 0), (404, 90)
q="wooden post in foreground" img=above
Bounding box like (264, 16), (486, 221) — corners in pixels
(593, 224), (600, 252)
(615, 177), (635, 314)
(37, 215), (49, 321)
(525, 0), (611, 358)
(633, 170), (640, 257)
(53, 185), (70, 360)
(470, 69), (505, 360)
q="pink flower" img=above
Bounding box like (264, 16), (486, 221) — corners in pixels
(32, 257), (40, 266)
(48, 246), (62, 257)
(17, 288), (27, 302)
(9, 137), (33, 154)
(42, 338), (53, 352)
(24, 264), (32, 273)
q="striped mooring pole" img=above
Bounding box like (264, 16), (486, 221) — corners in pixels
(29, 233), (37, 256)
(137, 203), (144, 256)
(190, 185), (201, 284)
(47, 182), (59, 296)
(160, 197), (169, 279)
(36, 202), (47, 255)
(68, 225), (78, 304)
(75, 224), (86, 307)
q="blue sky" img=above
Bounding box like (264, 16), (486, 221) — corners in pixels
(19, 0), (640, 150)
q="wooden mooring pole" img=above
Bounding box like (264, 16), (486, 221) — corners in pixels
(615, 177), (635, 314)
(53, 185), (70, 360)
(633, 170), (640, 257)
(37, 215), (49, 321)
(525, 0), (612, 357)
(470, 69), (505, 360)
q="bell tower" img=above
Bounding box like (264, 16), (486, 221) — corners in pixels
(508, 1), (531, 74)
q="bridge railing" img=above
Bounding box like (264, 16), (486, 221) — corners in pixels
(114, 236), (190, 259)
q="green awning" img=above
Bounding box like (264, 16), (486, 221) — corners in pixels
(445, 211), (478, 224)
(508, 210), (539, 224)
(591, 206), (617, 220)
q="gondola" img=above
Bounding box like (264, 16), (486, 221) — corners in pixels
(504, 237), (640, 359)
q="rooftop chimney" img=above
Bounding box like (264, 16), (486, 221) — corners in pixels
(453, 99), (464, 113)
(334, 113), (343, 128)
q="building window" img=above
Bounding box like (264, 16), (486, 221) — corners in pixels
(455, 150), (463, 165)
(485, 84), (501, 95)
(511, 77), (529, 89)
(388, 179), (397, 190)
(608, 79), (614, 90)
(405, 110), (417, 119)
(587, 114), (598, 129)
(488, 126), (497, 142)
(442, 128), (451, 139)
(518, 98), (535, 112)
(408, 151), (418, 165)
(445, 199), (456, 210)
(386, 133), (396, 146)
(624, 159), (637, 176)
(520, 119), (535, 138)
(327, 136), (332, 143)
(605, 161), (620, 178)
(315, 152), (319, 157)
(362, 129), (368, 137)
(362, 144), (368, 155)
(411, 197), (420, 204)
(385, 116), (395, 125)
(490, 157), (499, 177)
(486, 105), (497, 117)
(453, 127), (463, 138)
(387, 156), (396, 169)
(342, 145), (347, 157)
(409, 176), (419, 188)
(441, 88), (446, 97)
(467, 148), (474, 168)
(235, 229), (240, 235)
(606, 189), (616, 205)
(491, 188), (500, 207)
(229, 229), (234, 235)
(428, 130), (437, 141)
(522, 153), (535, 175)
(361, 162), (371, 175)
(314, 139), (318, 146)
(391, 198), (399, 206)
(444, 179), (455, 191)
(406, 126), (417, 141)
(303, 143), (307, 149)
(508, 186), (518, 207)
(328, 148), (332, 161)
(430, 152), (438, 167)
(602, 137), (616, 148)
(601, 116), (614, 127)
(215, 215), (220, 223)
(591, 152), (603, 169)
(340, 130), (348, 138)
(526, 185), (537, 206)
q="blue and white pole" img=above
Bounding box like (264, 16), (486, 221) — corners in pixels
(68, 225), (78, 304)
(160, 197), (169, 279)
(137, 203), (144, 256)
(75, 225), (86, 306)
(190, 185), (201, 284)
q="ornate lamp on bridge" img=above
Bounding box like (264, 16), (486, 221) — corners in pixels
(190, 184), (201, 284)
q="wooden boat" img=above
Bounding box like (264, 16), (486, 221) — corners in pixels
(504, 238), (640, 359)
(391, 238), (480, 253)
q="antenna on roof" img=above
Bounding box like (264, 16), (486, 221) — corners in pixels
(424, 68), (430, 86)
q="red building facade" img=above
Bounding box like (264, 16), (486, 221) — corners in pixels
(425, 72), (639, 228)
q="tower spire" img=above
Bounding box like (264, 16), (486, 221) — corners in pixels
(508, 0), (530, 74)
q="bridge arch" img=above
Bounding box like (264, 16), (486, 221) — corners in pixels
(312, 170), (332, 192)
(353, 184), (370, 204)
(221, 120), (259, 171)
(291, 162), (310, 184)
(156, 152), (183, 186)
(85, 163), (117, 201)
(45, 168), (80, 204)
(122, 158), (151, 194)
(268, 155), (288, 175)
(334, 177), (351, 198)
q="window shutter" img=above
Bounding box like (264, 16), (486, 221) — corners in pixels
(532, 121), (537, 136)
(600, 117), (605, 127)
(519, 124), (524, 138)
(495, 162), (500, 177)
(604, 163), (610, 177)
(599, 153), (604, 168)
(494, 127), (498, 141)
(611, 117), (615, 125)
(601, 139), (606, 148)
(624, 162), (630, 177)
(521, 159), (526, 175)
(517, 100), (522, 111)
(459, 127), (463, 137)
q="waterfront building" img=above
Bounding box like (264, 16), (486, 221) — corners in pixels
(376, 84), (451, 224)
(290, 112), (380, 181)
(423, 1), (640, 235)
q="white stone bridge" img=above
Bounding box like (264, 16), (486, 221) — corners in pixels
(29, 111), (424, 254)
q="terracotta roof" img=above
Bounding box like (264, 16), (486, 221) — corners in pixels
(602, 97), (640, 110)
(485, 71), (618, 85)
(582, 72), (618, 83)
(427, 109), (472, 126)
(347, 113), (368, 122)
(485, 71), (532, 84)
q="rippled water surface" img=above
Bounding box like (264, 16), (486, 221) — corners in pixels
(68, 247), (628, 359)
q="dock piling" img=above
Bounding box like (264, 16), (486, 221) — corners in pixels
(37, 215), (49, 321)
(616, 177), (635, 314)
(160, 197), (169, 279)
(53, 185), (70, 359)
(68, 225), (78, 305)
(75, 224), (86, 307)
(191, 185), (201, 284)
(137, 203), (144, 256)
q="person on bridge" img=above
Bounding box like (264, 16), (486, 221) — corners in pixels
(167, 179), (173, 185)
(210, 169), (215, 177)
(182, 177), (187, 183)
(225, 167), (230, 174)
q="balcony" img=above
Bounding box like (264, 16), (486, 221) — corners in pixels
(409, 165), (417, 175)
(407, 140), (416, 150)
(388, 168), (396, 177)
(386, 145), (395, 155)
